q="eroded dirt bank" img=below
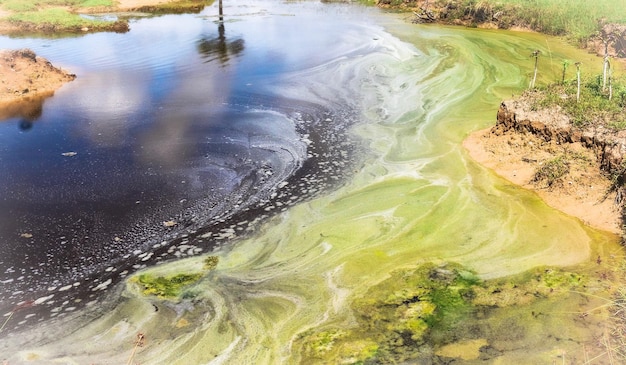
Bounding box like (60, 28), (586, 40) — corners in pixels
(0, 49), (75, 120)
(464, 95), (624, 234)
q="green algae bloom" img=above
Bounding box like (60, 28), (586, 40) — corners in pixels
(131, 273), (203, 300)
(298, 262), (589, 364)
(203, 255), (220, 270)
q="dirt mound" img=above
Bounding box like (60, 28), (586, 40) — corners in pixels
(0, 48), (75, 120)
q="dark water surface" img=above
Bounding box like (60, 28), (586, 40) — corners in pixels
(0, 1), (367, 331)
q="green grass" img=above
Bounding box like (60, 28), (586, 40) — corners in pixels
(7, 8), (111, 29)
(484, 0), (625, 40)
(532, 74), (626, 128)
(532, 155), (570, 188)
(1, 0), (38, 12)
(80, 0), (114, 7)
(0, 0), (212, 33)
(0, 0), (114, 9)
(388, 0), (626, 43)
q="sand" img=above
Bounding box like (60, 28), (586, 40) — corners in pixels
(464, 127), (621, 234)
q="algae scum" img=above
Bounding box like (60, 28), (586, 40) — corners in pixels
(1, 1), (625, 364)
(298, 262), (597, 363)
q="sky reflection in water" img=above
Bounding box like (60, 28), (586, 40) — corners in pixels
(0, 0), (370, 328)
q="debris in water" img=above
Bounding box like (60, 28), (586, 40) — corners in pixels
(61, 152), (77, 157)
(163, 221), (177, 227)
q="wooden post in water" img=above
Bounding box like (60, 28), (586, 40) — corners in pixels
(575, 62), (582, 103)
(608, 58), (613, 101)
(529, 50), (540, 89)
(219, 0), (224, 22)
(603, 37), (609, 92)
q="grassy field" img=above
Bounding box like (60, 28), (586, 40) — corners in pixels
(377, 0), (626, 43)
(0, 0), (113, 12)
(468, 0), (626, 41)
(533, 74), (626, 128)
(0, 0), (210, 33)
(0, 0), (118, 32)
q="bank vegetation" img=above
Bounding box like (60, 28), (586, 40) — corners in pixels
(0, 0), (211, 34)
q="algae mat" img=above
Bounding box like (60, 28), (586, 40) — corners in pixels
(1, 2), (624, 364)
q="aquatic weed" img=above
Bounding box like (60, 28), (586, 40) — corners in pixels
(131, 273), (203, 299)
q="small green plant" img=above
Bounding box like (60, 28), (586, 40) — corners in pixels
(203, 255), (219, 270)
(533, 155), (570, 188)
(561, 59), (570, 85)
(608, 120), (626, 131)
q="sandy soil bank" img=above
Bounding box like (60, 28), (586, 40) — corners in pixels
(0, 49), (76, 119)
(464, 127), (621, 234)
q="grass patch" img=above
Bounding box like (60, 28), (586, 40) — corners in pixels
(1, 0), (38, 12)
(532, 149), (594, 189)
(132, 0), (212, 14)
(0, 0), (114, 10)
(487, 0), (625, 41)
(0, 0), (208, 33)
(384, 0), (626, 43)
(80, 0), (114, 7)
(532, 154), (570, 188)
(531, 74), (626, 129)
(7, 8), (112, 30)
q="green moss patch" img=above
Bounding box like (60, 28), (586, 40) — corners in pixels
(131, 272), (203, 300)
(298, 262), (587, 364)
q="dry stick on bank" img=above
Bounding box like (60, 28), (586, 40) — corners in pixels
(126, 333), (146, 365)
(604, 36), (611, 92)
(609, 58), (613, 100)
(0, 301), (35, 335)
(575, 62), (582, 103)
(412, 0), (436, 23)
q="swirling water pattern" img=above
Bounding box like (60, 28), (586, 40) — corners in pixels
(0, 1), (622, 364)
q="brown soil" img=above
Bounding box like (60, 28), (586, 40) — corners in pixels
(0, 49), (76, 120)
(464, 119), (622, 235)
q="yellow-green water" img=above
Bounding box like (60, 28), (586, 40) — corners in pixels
(6, 10), (625, 365)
